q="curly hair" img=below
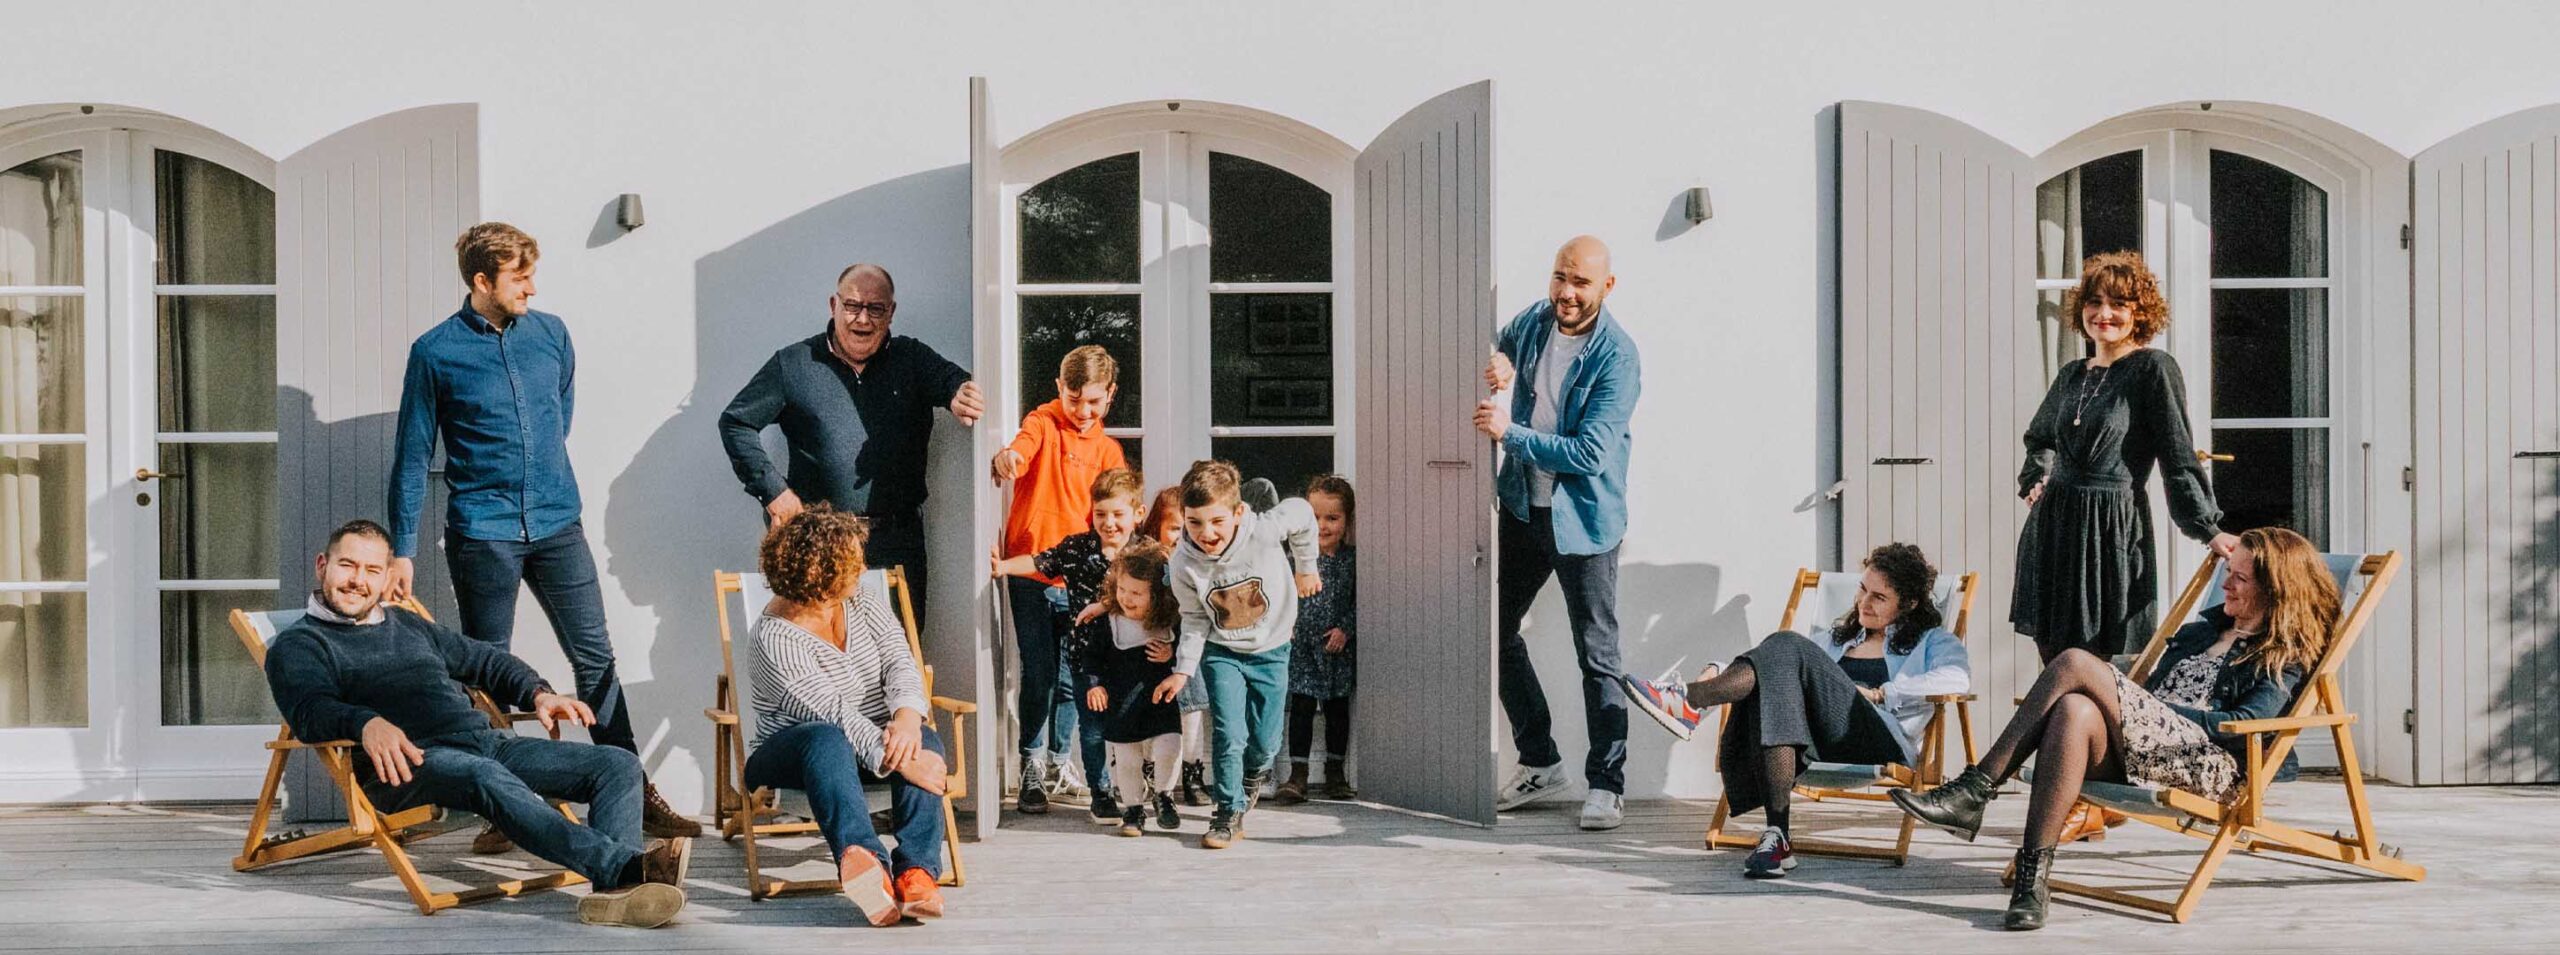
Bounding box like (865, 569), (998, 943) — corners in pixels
(2065, 250), (2170, 344)
(1106, 541), (1179, 633)
(758, 504), (869, 605)
(1830, 542), (1944, 655)
(2233, 527), (2340, 679)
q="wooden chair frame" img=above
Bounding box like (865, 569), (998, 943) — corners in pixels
(227, 599), (586, 915)
(705, 566), (975, 897)
(2014, 550), (2425, 922)
(1704, 569), (1981, 865)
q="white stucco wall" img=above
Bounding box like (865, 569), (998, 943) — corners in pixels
(9, 0), (2560, 806)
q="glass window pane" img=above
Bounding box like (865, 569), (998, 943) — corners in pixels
(2035, 150), (2141, 280)
(1019, 153), (1139, 284)
(2209, 288), (2328, 419)
(0, 443), (86, 583)
(159, 442), (277, 580)
(162, 588), (279, 726)
(2035, 288), (2083, 380)
(1210, 293), (1332, 427)
(1017, 294), (1140, 429)
(0, 591), (87, 727)
(0, 150), (82, 287)
(157, 295), (277, 432)
(1211, 436), (1334, 503)
(1209, 153), (1331, 283)
(154, 151), (275, 286)
(2210, 150), (2326, 279)
(2, 296), (85, 433)
(2209, 427), (2329, 548)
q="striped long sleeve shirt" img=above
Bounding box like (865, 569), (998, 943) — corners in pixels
(749, 586), (929, 775)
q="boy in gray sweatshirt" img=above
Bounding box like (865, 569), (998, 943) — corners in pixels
(1168, 460), (1320, 848)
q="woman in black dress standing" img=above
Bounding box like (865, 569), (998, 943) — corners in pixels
(2013, 251), (2240, 664)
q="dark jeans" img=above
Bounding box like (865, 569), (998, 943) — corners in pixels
(367, 729), (645, 888)
(445, 522), (637, 754)
(862, 510), (928, 621)
(745, 720), (946, 878)
(1288, 694), (1352, 763)
(1007, 577), (1079, 767)
(1496, 508), (1629, 794)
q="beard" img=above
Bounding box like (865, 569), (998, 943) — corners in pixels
(322, 585), (382, 621)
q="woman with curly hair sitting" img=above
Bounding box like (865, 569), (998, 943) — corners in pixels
(744, 505), (949, 926)
(1619, 542), (1970, 880)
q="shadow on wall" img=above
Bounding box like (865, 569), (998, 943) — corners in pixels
(1505, 562), (1753, 800)
(602, 165), (975, 816)
(2485, 463), (2559, 777)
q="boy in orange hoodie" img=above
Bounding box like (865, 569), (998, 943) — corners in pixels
(992, 344), (1128, 812)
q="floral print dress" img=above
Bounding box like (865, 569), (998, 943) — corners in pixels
(2110, 647), (2242, 802)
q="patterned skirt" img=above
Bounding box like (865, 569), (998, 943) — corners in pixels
(2110, 670), (2240, 803)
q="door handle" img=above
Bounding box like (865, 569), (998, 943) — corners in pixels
(134, 468), (186, 482)
(2517, 450), (2560, 459)
(1426, 460), (1473, 470)
(1871, 457), (1933, 466)
(2195, 450), (2234, 463)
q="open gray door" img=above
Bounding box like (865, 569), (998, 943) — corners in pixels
(272, 103), (478, 820)
(1834, 102), (2042, 735)
(2411, 106), (2560, 785)
(1351, 81), (1498, 826)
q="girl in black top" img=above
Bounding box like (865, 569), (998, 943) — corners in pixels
(2012, 251), (2240, 663)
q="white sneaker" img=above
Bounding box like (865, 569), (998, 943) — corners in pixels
(1495, 762), (1571, 811)
(1578, 790), (1624, 831)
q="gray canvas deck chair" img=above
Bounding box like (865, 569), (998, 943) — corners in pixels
(2016, 549), (2424, 922)
(705, 566), (972, 897)
(227, 599), (584, 915)
(1703, 569), (1980, 865)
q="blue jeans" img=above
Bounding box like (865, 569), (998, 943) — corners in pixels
(745, 720), (946, 878)
(1204, 643), (1292, 814)
(445, 522), (637, 753)
(367, 729), (645, 888)
(1496, 508), (1629, 794)
(1008, 578), (1084, 771)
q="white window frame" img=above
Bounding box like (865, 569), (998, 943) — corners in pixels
(998, 102), (1357, 488)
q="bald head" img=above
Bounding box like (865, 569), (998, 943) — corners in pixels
(836, 262), (895, 298)
(1547, 235), (1616, 332)
(829, 263), (898, 366)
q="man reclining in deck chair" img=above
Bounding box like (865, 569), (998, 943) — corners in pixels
(263, 519), (692, 928)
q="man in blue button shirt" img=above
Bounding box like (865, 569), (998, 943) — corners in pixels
(386, 223), (699, 842)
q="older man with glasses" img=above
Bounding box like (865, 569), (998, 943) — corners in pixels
(719, 263), (985, 614)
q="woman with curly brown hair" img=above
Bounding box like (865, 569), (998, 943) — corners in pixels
(743, 505), (949, 926)
(1892, 527), (2338, 930)
(2014, 251), (2240, 664)
(1619, 543), (1970, 880)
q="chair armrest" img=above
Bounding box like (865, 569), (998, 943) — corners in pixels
(2012, 695), (2027, 706)
(2220, 712), (2355, 735)
(265, 738), (358, 751)
(931, 695), (978, 715)
(703, 707), (739, 725)
(1924, 694), (1976, 703)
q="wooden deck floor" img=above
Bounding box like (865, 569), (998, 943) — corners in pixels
(4, 778), (2555, 953)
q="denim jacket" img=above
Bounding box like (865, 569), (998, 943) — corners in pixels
(2146, 606), (2308, 775)
(1494, 301), (1641, 555)
(387, 304), (583, 557)
(1821, 624), (1970, 761)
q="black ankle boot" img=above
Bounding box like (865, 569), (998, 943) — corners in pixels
(2004, 846), (2055, 930)
(1889, 766), (1997, 842)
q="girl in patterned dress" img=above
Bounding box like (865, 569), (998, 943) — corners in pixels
(1274, 475), (1358, 803)
(1891, 527), (2339, 931)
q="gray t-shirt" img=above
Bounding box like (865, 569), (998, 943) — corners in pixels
(1528, 326), (1592, 507)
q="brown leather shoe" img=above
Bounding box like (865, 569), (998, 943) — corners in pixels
(638, 836), (693, 887)
(1273, 763), (1309, 805)
(469, 824), (514, 855)
(641, 782), (704, 838)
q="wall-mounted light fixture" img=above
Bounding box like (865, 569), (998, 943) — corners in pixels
(1682, 186), (1713, 225)
(615, 193), (645, 230)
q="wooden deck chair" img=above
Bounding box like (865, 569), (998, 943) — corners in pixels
(227, 599), (586, 915)
(2015, 549), (2424, 922)
(1703, 569), (1980, 865)
(704, 566), (974, 897)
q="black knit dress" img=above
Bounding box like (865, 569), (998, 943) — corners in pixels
(2011, 348), (2225, 658)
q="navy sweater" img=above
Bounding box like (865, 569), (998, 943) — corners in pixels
(263, 607), (548, 748)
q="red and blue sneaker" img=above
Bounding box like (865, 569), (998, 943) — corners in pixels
(1618, 668), (1705, 741)
(1744, 827), (1798, 879)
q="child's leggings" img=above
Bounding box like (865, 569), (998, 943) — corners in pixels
(1107, 734), (1183, 807)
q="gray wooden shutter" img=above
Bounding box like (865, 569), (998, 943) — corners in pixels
(272, 104), (478, 820)
(963, 75), (1005, 831)
(2411, 107), (2560, 785)
(1352, 81), (1499, 826)
(1835, 102), (2041, 734)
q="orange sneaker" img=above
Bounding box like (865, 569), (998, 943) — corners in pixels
(894, 867), (945, 921)
(838, 848), (902, 926)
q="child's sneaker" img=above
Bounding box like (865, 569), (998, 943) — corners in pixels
(1619, 670), (1705, 741)
(1179, 761), (1211, 806)
(1118, 806), (1147, 837)
(1153, 793), (1181, 831)
(1243, 768), (1272, 813)
(1016, 759), (1049, 815)
(1744, 827), (1798, 879)
(1496, 762), (1571, 811)
(1201, 809), (1238, 849)
(1088, 791), (1121, 825)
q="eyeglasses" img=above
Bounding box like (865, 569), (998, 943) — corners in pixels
(837, 299), (895, 321)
